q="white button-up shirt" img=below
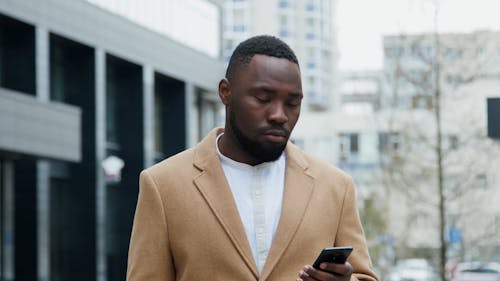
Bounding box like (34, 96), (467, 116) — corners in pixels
(216, 134), (286, 272)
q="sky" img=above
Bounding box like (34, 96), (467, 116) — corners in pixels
(337, 0), (500, 70)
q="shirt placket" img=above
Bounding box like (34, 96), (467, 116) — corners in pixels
(252, 168), (267, 272)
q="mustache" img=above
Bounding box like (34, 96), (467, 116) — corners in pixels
(260, 126), (290, 137)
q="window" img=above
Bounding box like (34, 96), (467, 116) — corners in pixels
(476, 47), (486, 61)
(449, 135), (458, 150)
(446, 74), (463, 86)
(378, 132), (400, 152)
(410, 43), (421, 58)
(106, 73), (118, 144)
(420, 45), (434, 59)
(341, 103), (374, 114)
(225, 40), (234, 52)
(350, 134), (359, 152)
(233, 25), (246, 32)
(307, 47), (316, 57)
(412, 94), (433, 110)
(278, 0), (289, 8)
(233, 9), (244, 20)
(339, 133), (359, 162)
(306, 18), (315, 28)
(279, 15), (288, 26)
(384, 46), (403, 58)
(278, 15), (290, 38)
(306, 33), (316, 40)
(154, 93), (164, 154)
(445, 48), (463, 62)
(50, 46), (65, 102)
(279, 30), (289, 38)
(307, 76), (316, 86)
(476, 174), (488, 189)
(306, 2), (316, 11)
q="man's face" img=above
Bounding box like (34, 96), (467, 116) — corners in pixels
(222, 54), (303, 163)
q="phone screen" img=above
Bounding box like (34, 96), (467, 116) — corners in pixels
(312, 246), (353, 269)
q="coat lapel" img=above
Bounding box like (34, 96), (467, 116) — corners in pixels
(260, 143), (314, 280)
(192, 129), (259, 278)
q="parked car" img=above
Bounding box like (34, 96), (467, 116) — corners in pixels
(452, 262), (500, 281)
(389, 258), (437, 281)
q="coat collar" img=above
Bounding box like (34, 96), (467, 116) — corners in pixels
(193, 128), (315, 279)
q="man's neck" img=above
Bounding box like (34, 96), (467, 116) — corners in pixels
(217, 131), (264, 166)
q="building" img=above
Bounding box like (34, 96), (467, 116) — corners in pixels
(296, 30), (500, 273)
(382, 30), (500, 110)
(339, 70), (382, 114)
(380, 30), (500, 260)
(0, 0), (225, 280)
(293, 70), (384, 169)
(223, 0), (338, 111)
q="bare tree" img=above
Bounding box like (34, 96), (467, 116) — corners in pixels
(378, 4), (500, 280)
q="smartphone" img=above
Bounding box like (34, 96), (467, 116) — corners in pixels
(312, 246), (353, 269)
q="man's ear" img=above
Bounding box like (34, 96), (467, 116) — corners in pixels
(218, 78), (231, 105)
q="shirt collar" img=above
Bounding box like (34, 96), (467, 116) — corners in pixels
(215, 133), (285, 171)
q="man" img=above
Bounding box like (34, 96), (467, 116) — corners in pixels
(127, 35), (378, 281)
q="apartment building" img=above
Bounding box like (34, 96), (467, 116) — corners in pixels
(297, 30), (500, 268)
(223, 0), (338, 111)
(380, 30), (500, 259)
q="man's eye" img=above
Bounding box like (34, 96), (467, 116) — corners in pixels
(256, 96), (270, 103)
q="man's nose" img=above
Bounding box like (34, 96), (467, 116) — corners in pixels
(268, 102), (288, 124)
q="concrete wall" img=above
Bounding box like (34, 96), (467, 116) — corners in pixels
(0, 88), (81, 162)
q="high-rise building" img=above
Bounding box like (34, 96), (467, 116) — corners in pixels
(223, 0), (338, 111)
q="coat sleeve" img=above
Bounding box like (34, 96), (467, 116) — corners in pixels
(335, 176), (379, 281)
(127, 170), (175, 280)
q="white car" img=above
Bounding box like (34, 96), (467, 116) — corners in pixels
(389, 258), (437, 281)
(452, 262), (500, 281)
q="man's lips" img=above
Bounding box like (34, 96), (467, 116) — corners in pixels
(262, 129), (288, 143)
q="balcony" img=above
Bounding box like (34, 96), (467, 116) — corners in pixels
(0, 88), (81, 162)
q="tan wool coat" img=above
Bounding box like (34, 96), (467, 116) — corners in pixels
(127, 128), (378, 281)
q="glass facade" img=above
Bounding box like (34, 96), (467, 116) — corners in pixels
(49, 34), (96, 281)
(105, 54), (144, 281)
(0, 0), (220, 277)
(154, 72), (187, 163)
(0, 14), (35, 95)
(0, 13), (38, 281)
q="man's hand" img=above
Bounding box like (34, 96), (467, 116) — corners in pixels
(297, 262), (353, 281)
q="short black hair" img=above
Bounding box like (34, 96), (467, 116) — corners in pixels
(225, 35), (299, 81)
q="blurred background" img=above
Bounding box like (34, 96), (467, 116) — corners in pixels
(0, 0), (499, 281)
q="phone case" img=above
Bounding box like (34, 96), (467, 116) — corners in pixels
(312, 246), (353, 269)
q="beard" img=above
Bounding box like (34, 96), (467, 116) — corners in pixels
(229, 111), (287, 163)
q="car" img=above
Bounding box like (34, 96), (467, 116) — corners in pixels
(389, 258), (437, 281)
(452, 261), (500, 281)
